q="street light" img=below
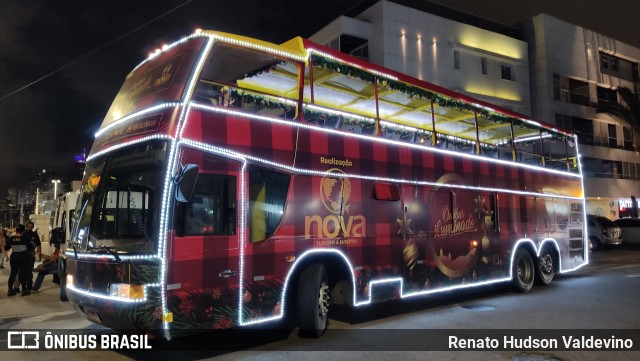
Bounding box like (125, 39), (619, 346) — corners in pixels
(51, 179), (61, 200)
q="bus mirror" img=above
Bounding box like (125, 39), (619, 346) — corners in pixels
(175, 164), (199, 203)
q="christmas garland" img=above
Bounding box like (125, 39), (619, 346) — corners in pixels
(310, 54), (570, 138)
(230, 89), (294, 111)
(241, 61), (287, 80)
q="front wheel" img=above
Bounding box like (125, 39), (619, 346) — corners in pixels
(297, 263), (330, 338)
(589, 237), (601, 252)
(512, 248), (534, 292)
(535, 250), (555, 286)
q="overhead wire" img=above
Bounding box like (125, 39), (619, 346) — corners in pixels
(0, 0), (194, 103)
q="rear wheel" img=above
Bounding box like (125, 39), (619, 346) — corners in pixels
(535, 249), (555, 286)
(297, 263), (330, 338)
(512, 248), (534, 292)
(589, 237), (601, 252)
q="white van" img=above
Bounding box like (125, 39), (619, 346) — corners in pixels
(50, 190), (79, 246)
(50, 190), (79, 301)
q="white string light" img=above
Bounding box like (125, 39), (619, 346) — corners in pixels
(308, 48), (399, 81)
(95, 103), (180, 138)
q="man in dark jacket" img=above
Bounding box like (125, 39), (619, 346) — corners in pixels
(5, 224), (34, 296)
(23, 221), (41, 292)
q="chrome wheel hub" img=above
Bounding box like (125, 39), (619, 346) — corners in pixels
(318, 283), (330, 319)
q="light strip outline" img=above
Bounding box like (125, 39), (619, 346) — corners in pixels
(67, 283), (160, 303)
(180, 138), (581, 201)
(308, 48), (399, 81)
(86, 135), (172, 162)
(156, 36), (215, 339)
(95, 103), (180, 138)
(235, 236), (586, 325)
(177, 139), (588, 326)
(191, 102), (581, 179)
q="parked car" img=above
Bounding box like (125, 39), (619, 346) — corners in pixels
(613, 218), (640, 245)
(586, 215), (621, 251)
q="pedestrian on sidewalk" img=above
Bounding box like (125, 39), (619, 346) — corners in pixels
(0, 228), (9, 269)
(32, 241), (60, 292)
(4, 224), (34, 296)
(23, 221), (41, 292)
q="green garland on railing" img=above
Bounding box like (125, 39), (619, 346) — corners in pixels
(310, 53), (572, 138)
(311, 55), (375, 82)
(230, 89), (293, 111)
(241, 61), (286, 80)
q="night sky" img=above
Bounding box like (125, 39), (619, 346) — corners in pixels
(0, 0), (637, 197)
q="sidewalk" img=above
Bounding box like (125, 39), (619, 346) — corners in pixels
(0, 260), (76, 319)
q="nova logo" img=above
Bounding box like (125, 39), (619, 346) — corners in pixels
(305, 168), (366, 238)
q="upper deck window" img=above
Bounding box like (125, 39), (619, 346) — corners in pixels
(194, 43), (300, 119)
(102, 37), (207, 126)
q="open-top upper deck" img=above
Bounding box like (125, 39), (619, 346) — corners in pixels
(93, 30), (579, 173)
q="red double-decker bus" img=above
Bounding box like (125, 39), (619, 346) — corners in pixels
(63, 30), (587, 339)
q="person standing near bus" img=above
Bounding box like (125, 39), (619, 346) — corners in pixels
(0, 228), (9, 269)
(4, 224), (34, 296)
(23, 221), (41, 291)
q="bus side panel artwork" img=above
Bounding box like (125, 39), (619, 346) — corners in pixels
(182, 109), (298, 167)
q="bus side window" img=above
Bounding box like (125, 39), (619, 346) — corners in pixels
(183, 174), (236, 236)
(248, 166), (290, 243)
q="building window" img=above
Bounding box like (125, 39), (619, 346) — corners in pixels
(327, 34), (369, 60)
(454, 50), (460, 69)
(567, 78), (590, 106)
(623, 127), (634, 151)
(597, 86), (617, 106)
(571, 117), (594, 145)
(501, 65), (513, 80)
(600, 52), (636, 81)
(608, 124), (618, 148)
(481, 58), (487, 75)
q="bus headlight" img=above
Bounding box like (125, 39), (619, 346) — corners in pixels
(109, 284), (144, 300)
(66, 274), (74, 286)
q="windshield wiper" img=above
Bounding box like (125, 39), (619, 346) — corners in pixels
(88, 245), (122, 263)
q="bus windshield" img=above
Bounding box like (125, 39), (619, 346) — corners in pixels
(73, 140), (167, 254)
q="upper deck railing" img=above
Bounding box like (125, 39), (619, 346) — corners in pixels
(188, 31), (579, 174)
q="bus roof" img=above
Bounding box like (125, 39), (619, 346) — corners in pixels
(166, 31), (574, 142)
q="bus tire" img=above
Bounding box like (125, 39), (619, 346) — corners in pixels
(535, 249), (555, 286)
(297, 263), (330, 338)
(512, 248), (534, 293)
(58, 258), (69, 302)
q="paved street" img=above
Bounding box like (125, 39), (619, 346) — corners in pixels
(0, 245), (639, 360)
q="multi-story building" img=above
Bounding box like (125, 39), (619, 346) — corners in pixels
(522, 14), (640, 218)
(313, 1), (640, 219)
(310, 0), (532, 116)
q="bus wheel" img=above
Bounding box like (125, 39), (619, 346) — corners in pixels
(512, 248), (534, 292)
(535, 250), (555, 286)
(297, 263), (330, 338)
